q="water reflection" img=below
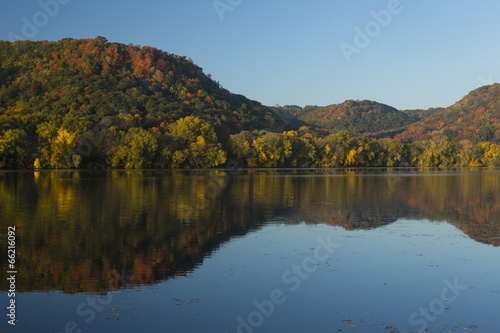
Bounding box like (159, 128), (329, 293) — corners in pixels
(0, 169), (498, 293)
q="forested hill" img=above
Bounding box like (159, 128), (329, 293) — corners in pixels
(395, 84), (500, 143)
(1, 37), (499, 169)
(401, 107), (444, 122)
(0, 37), (283, 141)
(286, 100), (415, 135)
(0, 37), (291, 169)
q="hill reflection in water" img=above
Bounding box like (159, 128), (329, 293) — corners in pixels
(0, 169), (498, 293)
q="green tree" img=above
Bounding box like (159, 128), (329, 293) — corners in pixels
(252, 131), (291, 168)
(227, 131), (258, 167)
(317, 131), (356, 167)
(377, 138), (410, 167)
(282, 131), (317, 167)
(111, 128), (158, 169)
(0, 129), (27, 169)
(457, 140), (474, 166)
(416, 139), (458, 167)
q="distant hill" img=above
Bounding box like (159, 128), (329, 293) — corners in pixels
(396, 84), (500, 143)
(401, 107), (444, 122)
(283, 100), (415, 135)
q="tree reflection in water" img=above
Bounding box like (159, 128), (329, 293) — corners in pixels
(0, 169), (498, 293)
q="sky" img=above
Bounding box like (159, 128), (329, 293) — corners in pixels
(1, 0), (500, 110)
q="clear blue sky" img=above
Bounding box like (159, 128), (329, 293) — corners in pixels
(1, 0), (499, 110)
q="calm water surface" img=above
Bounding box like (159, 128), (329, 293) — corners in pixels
(0, 169), (499, 332)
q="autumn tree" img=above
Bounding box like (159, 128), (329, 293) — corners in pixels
(415, 139), (458, 167)
(167, 116), (226, 168)
(111, 127), (159, 169)
(227, 131), (259, 167)
(0, 129), (27, 169)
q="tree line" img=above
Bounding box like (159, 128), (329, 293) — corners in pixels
(228, 126), (500, 168)
(1, 116), (499, 169)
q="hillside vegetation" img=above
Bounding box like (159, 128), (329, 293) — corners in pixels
(0, 37), (499, 169)
(396, 84), (500, 143)
(284, 100), (414, 135)
(0, 37), (284, 168)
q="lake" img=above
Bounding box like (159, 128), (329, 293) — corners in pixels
(1, 169), (499, 333)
